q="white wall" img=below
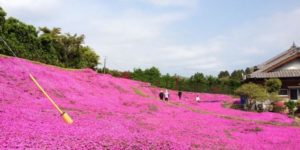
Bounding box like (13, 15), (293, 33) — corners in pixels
(273, 58), (300, 71)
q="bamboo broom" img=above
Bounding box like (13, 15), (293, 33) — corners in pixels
(29, 73), (73, 124)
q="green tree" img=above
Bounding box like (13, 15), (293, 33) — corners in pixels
(265, 78), (282, 93)
(235, 83), (268, 109)
(177, 77), (187, 91)
(79, 46), (99, 69)
(161, 73), (173, 89)
(1, 17), (41, 59)
(144, 67), (161, 86)
(132, 68), (145, 81)
(218, 71), (230, 79)
(206, 75), (219, 93)
(38, 27), (99, 69)
(230, 69), (244, 81)
(0, 7), (6, 32)
(190, 72), (207, 92)
(0, 7), (100, 69)
(245, 67), (252, 75)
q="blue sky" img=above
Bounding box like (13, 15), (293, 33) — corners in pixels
(1, 0), (300, 76)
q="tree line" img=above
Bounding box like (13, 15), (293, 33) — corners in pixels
(0, 7), (99, 69)
(98, 67), (254, 94)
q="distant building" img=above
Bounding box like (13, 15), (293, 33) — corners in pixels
(245, 42), (300, 100)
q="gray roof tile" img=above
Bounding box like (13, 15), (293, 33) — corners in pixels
(248, 70), (300, 78)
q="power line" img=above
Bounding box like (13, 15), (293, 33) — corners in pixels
(0, 36), (17, 57)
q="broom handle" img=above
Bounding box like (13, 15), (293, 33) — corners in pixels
(29, 73), (63, 114)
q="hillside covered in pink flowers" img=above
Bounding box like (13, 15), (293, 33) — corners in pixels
(1, 56), (300, 149)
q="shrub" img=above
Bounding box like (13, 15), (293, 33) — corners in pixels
(268, 92), (281, 101)
(273, 101), (285, 113)
(285, 101), (296, 116)
(295, 100), (300, 116)
(296, 100), (300, 107)
(265, 78), (282, 93)
(235, 83), (268, 110)
(235, 83), (268, 101)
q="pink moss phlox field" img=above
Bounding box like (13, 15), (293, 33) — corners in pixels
(0, 57), (300, 149)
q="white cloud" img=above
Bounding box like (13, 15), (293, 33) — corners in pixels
(215, 8), (300, 69)
(141, 0), (197, 7)
(0, 0), (60, 13)
(0, 0), (62, 22)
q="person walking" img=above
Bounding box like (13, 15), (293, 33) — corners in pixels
(159, 90), (164, 100)
(196, 95), (200, 103)
(178, 91), (182, 100)
(164, 90), (169, 101)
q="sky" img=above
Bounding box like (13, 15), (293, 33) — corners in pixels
(1, 0), (300, 77)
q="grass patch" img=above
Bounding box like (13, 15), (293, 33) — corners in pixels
(69, 100), (76, 105)
(224, 129), (233, 139)
(132, 87), (149, 97)
(245, 127), (263, 133)
(147, 104), (158, 112)
(110, 81), (128, 93)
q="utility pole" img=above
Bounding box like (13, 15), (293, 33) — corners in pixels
(103, 56), (107, 74)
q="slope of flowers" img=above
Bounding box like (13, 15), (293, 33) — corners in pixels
(1, 56), (300, 149)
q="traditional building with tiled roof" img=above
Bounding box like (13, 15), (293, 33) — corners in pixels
(245, 42), (300, 100)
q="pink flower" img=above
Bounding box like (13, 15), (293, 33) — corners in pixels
(0, 57), (299, 149)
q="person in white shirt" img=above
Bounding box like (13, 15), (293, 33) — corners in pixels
(196, 95), (200, 102)
(164, 90), (169, 101)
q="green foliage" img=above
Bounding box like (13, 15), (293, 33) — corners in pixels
(265, 78), (282, 94)
(160, 73), (174, 89)
(218, 71), (230, 78)
(132, 68), (145, 81)
(230, 70), (244, 81)
(285, 101), (296, 116)
(144, 67), (161, 86)
(235, 83), (268, 101)
(189, 72), (207, 92)
(128, 67), (246, 94)
(1, 17), (41, 59)
(109, 69), (122, 77)
(268, 92), (281, 101)
(206, 75), (219, 93)
(0, 8), (99, 69)
(0, 7), (7, 32)
(245, 67), (253, 75)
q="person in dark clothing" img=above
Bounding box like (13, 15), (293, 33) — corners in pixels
(178, 91), (182, 100)
(159, 90), (164, 100)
